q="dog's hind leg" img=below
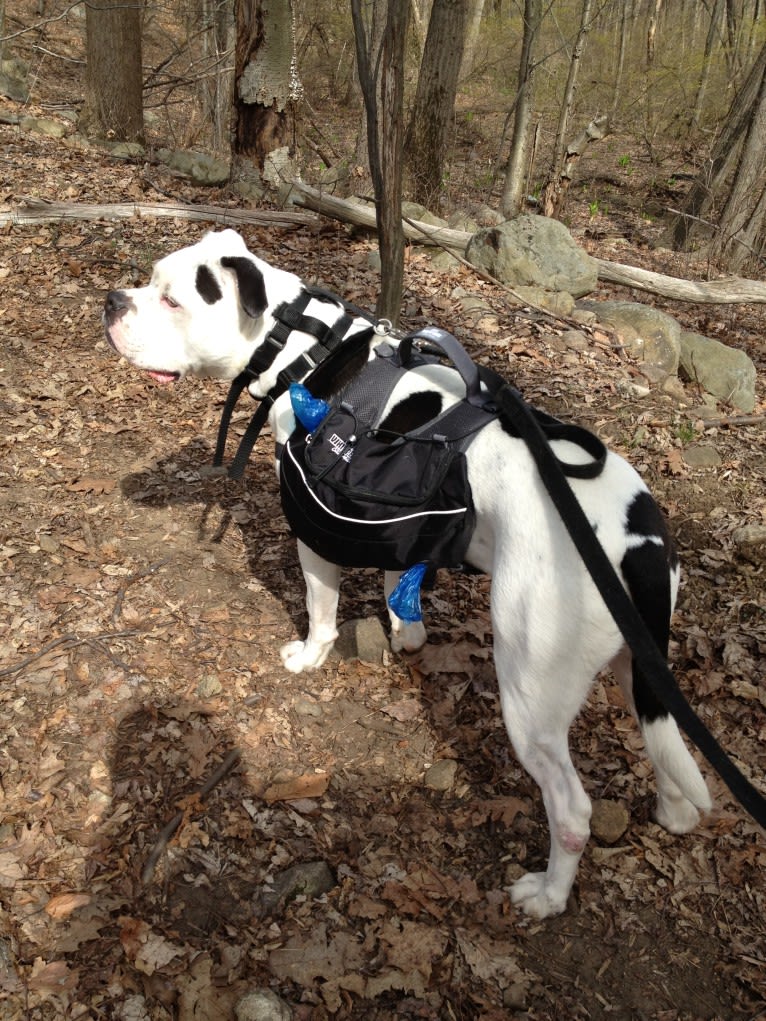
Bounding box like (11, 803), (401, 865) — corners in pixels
(384, 571), (428, 653)
(616, 501), (711, 832)
(280, 540), (341, 673)
(611, 647), (711, 833)
(494, 634), (593, 919)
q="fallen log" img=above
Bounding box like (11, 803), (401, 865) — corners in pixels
(291, 182), (766, 305)
(1, 196), (315, 230)
(286, 181), (473, 250)
(593, 257), (766, 304)
(7, 192), (766, 305)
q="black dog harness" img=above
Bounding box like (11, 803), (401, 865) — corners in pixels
(213, 287), (376, 479)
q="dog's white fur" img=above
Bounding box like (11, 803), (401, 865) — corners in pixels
(105, 229), (711, 918)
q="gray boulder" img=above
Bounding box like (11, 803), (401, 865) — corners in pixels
(679, 330), (756, 412)
(0, 58), (29, 103)
(156, 148), (230, 186)
(466, 214), (598, 299)
(578, 300), (681, 375)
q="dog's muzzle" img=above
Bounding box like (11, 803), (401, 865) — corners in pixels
(104, 290), (135, 327)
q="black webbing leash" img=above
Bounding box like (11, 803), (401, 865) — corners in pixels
(496, 382), (766, 828)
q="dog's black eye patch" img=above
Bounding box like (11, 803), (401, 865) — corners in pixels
(196, 264), (223, 305)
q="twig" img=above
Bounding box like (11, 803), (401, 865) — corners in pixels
(703, 414), (765, 428)
(112, 557), (171, 623)
(141, 748), (242, 885)
(0, 630), (139, 678)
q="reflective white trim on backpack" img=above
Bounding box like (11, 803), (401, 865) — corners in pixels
(284, 442), (468, 525)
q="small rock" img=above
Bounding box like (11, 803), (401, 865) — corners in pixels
(590, 799), (630, 844)
(260, 860), (336, 913)
(683, 444), (722, 468)
(732, 524), (766, 547)
(424, 759), (458, 791)
(561, 329), (589, 351)
(293, 698), (322, 718)
(236, 989), (292, 1021)
(335, 617), (390, 664)
(20, 115), (67, 139)
(196, 674), (223, 697)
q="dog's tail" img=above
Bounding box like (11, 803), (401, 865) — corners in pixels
(620, 499), (712, 819)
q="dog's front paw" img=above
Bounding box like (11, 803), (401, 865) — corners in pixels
(279, 640), (332, 673)
(510, 872), (568, 919)
(389, 619), (427, 654)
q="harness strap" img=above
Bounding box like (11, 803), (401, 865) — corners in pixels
(496, 382), (766, 828)
(214, 289), (374, 478)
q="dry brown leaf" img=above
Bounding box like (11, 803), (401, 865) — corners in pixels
(263, 771), (330, 803)
(44, 892), (91, 919)
(66, 477), (116, 494)
(28, 958), (79, 994)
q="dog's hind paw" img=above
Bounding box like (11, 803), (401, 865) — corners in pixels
(280, 639), (332, 673)
(510, 872), (568, 919)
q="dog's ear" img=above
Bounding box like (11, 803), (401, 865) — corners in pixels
(220, 255), (268, 319)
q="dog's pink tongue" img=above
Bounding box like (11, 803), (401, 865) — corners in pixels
(148, 371), (178, 384)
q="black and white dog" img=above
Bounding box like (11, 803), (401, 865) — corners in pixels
(103, 228), (711, 919)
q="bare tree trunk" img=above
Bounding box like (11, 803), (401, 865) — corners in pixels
(231, 0), (298, 176)
(459, 0), (486, 80)
(80, 0), (144, 143)
(351, 0), (387, 187)
(410, 0), (430, 55)
(541, 115), (608, 218)
(405, 0), (468, 207)
(713, 50), (766, 271)
(690, 0), (723, 129)
(352, 0), (410, 324)
(547, 0), (596, 187)
(203, 0), (235, 152)
(665, 39), (766, 251)
(610, 0), (631, 122)
(500, 0), (541, 218)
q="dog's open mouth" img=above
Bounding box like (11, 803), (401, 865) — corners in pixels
(147, 370), (181, 384)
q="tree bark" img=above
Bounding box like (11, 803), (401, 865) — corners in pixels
(352, 0), (410, 324)
(541, 115), (609, 219)
(80, 0), (144, 143)
(690, 0), (724, 129)
(459, 0), (486, 80)
(405, 0), (468, 206)
(713, 53), (766, 272)
(500, 0), (541, 218)
(202, 0), (235, 152)
(232, 0), (296, 173)
(664, 39), (766, 253)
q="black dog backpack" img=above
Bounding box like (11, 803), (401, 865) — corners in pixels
(279, 328), (499, 574)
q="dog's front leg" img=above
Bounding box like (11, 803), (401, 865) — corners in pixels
(384, 571), (428, 654)
(280, 541), (341, 673)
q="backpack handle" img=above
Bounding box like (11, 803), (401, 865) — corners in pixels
(398, 327), (484, 406)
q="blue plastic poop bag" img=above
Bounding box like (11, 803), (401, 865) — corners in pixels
(290, 383), (330, 432)
(387, 562), (428, 623)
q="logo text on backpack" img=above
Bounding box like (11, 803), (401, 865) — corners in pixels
(328, 433), (354, 462)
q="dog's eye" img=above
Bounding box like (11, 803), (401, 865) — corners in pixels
(162, 293), (180, 309)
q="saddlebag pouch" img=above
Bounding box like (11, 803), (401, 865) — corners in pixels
(279, 328), (497, 571)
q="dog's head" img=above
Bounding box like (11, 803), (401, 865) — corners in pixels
(103, 229), (297, 383)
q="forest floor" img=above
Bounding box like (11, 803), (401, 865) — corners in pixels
(1, 101), (766, 1021)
